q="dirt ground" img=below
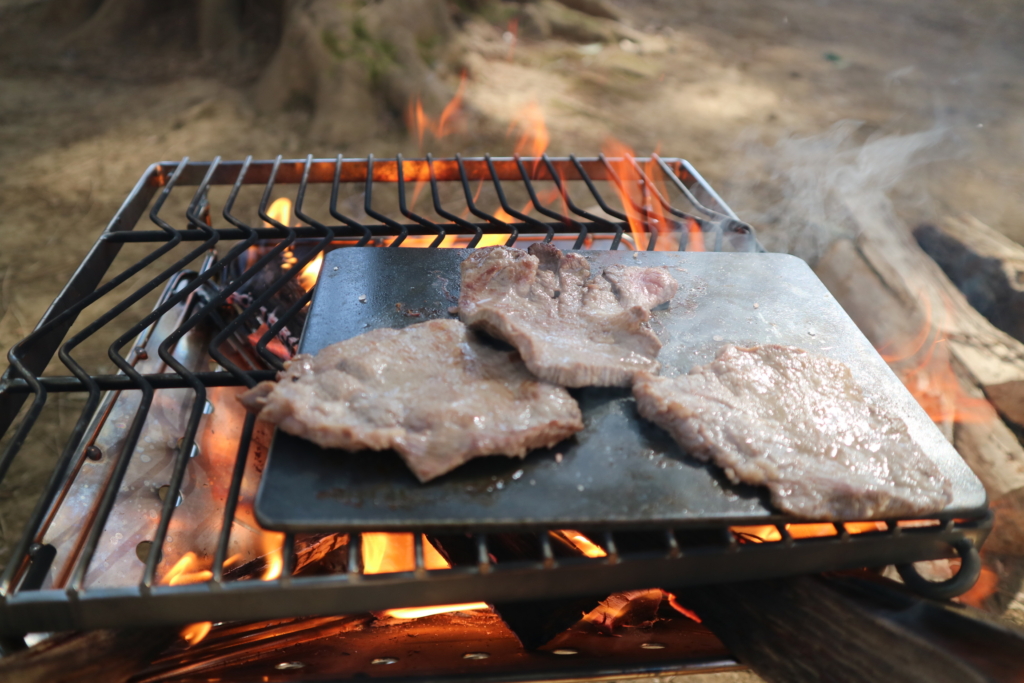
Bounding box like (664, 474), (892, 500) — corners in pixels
(1, 0), (1023, 672)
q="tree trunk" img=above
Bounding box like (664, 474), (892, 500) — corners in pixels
(254, 0), (458, 143)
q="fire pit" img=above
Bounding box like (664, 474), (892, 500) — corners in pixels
(0, 154), (1000, 680)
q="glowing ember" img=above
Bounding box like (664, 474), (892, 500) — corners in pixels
(665, 592), (702, 623)
(382, 603), (490, 620)
(559, 530), (607, 558)
(730, 525), (782, 543)
(246, 323), (292, 361)
(785, 523), (837, 539)
(844, 521), (888, 534)
(180, 621), (212, 647)
(956, 564), (999, 608)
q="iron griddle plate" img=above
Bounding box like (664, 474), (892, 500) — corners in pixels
(255, 249), (987, 532)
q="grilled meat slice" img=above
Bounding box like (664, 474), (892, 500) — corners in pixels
(633, 344), (953, 519)
(239, 319), (583, 482)
(458, 244), (678, 387)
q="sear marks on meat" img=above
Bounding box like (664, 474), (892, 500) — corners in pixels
(238, 319), (583, 482)
(458, 243), (679, 387)
(633, 345), (953, 520)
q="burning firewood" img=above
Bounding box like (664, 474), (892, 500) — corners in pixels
(815, 224), (1024, 556)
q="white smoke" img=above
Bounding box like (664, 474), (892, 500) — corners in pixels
(727, 121), (957, 265)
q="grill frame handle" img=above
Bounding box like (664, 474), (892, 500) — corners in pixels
(896, 538), (982, 601)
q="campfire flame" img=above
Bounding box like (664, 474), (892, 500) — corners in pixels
(878, 293), (992, 425)
(383, 603), (490, 620)
(602, 138), (677, 251)
(260, 531), (286, 581)
(164, 552), (214, 586)
(297, 252), (323, 291)
(561, 530), (608, 558)
(730, 521), (888, 542)
(686, 217), (705, 252)
(361, 533), (490, 620)
(180, 621), (212, 647)
(162, 553), (215, 647)
(510, 102), (550, 161)
(361, 532), (449, 574)
(408, 72), (468, 147)
(265, 197), (295, 228)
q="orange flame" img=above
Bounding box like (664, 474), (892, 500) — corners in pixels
(686, 217), (705, 252)
(603, 138), (649, 250)
(383, 603), (490, 620)
(877, 293), (993, 424)
(730, 525), (782, 543)
(642, 153), (677, 251)
(361, 533), (451, 574)
(163, 552), (214, 586)
(247, 323), (292, 361)
(602, 140), (687, 251)
(559, 530), (608, 558)
(408, 72), (468, 147)
(509, 102), (550, 160)
(363, 534), (490, 619)
(665, 592), (702, 623)
(180, 621), (212, 647)
(786, 523), (837, 539)
(297, 252), (323, 291)
(264, 197), (294, 228)
(260, 531), (285, 581)
(956, 565), (999, 608)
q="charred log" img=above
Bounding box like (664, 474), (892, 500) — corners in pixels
(427, 532), (606, 649)
(915, 216), (1024, 348)
(0, 627), (179, 683)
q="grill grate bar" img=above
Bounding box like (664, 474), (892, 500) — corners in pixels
(0, 154), (989, 637)
(64, 158), (229, 592)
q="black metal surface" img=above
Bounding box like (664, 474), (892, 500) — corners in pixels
(256, 248), (987, 532)
(0, 154), (992, 638)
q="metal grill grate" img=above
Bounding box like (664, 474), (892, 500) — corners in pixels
(0, 155), (990, 635)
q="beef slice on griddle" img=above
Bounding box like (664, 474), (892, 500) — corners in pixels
(633, 344), (953, 520)
(239, 319), (583, 482)
(458, 244), (679, 387)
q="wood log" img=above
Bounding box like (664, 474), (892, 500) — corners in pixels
(674, 574), (1024, 683)
(915, 215), (1024, 349)
(427, 532), (605, 649)
(815, 236), (1024, 555)
(835, 215), (1024, 429)
(0, 628), (179, 683)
